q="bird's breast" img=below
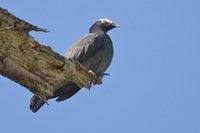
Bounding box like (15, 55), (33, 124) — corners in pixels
(82, 37), (113, 74)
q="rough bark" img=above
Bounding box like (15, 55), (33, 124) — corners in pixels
(0, 7), (101, 101)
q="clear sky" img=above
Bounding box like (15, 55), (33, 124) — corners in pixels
(0, 0), (200, 133)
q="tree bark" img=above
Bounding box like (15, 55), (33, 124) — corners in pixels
(0, 7), (101, 101)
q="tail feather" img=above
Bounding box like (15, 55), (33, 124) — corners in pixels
(29, 83), (81, 113)
(29, 95), (45, 113)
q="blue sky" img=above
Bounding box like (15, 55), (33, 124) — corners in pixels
(0, 0), (200, 133)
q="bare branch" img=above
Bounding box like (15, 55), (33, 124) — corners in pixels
(0, 7), (101, 101)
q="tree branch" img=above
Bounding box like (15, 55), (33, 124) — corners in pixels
(0, 7), (101, 101)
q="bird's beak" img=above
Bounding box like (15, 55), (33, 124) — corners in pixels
(113, 23), (120, 28)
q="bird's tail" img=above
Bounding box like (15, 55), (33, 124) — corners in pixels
(29, 83), (80, 113)
(29, 95), (45, 113)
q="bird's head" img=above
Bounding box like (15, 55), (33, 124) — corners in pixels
(89, 18), (119, 33)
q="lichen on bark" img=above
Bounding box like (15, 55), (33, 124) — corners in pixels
(0, 7), (101, 101)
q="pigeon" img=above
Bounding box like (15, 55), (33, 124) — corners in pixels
(29, 18), (119, 113)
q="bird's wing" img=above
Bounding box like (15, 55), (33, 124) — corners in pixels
(64, 33), (104, 63)
(54, 83), (80, 102)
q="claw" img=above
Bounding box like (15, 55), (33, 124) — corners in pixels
(88, 70), (96, 75)
(43, 96), (49, 105)
(98, 73), (110, 77)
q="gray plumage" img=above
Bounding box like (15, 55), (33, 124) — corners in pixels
(65, 33), (113, 73)
(29, 18), (119, 112)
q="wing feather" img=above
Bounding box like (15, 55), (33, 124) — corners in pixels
(64, 33), (103, 63)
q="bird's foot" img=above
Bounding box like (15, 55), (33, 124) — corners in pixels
(95, 73), (110, 85)
(88, 70), (110, 86)
(87, 70), (101, 86)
